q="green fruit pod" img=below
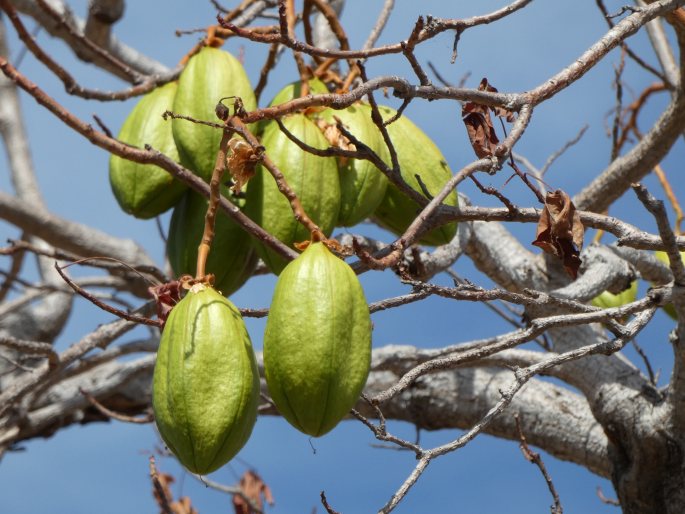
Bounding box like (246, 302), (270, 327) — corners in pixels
(268, 78), (329, 107)
(254, 79), (329, 136)
(167, 189), (257, 297)
(591, 280), (638, 309)
(264, 242), (372, 437)
(245, 114), (340, 274)
(153, 284), (260, 474)
(314, 103), (389, 226)
(172, 47), (257, 181)
(109, 82), (186, 219)
(655, 250), (685, 319)
(373, 105), (458, 246)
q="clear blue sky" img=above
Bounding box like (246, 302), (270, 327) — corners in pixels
(1, 1), (683, 512)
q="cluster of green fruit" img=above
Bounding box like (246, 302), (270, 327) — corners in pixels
(109, 46), (458, 476)
(109, 46), (458, 295)
(153, 241), (370, 474)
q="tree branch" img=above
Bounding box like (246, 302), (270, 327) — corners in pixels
(2, 348), (610, 481)
(9, 0), (167, 79)
(574, 16), (685, 212)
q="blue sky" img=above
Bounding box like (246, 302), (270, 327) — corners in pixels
(1, 1), (684, 512)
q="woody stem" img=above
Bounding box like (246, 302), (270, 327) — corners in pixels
(196, 130), (231, 280)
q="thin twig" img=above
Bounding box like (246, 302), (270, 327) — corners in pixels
(539, 124), (589, 176)
(253, 42), (279, 103)
(515, 414), (563, 513)
(80, 388), (154, 423)
(320, 491), (341, 514)
(596, 486), (621, 507)
(653, 164), (684, 235)
(595, 0), (670, 83)
(363, 0), (395, 51)
(54, 263), (162, 327)
(149, 456), (174, 514)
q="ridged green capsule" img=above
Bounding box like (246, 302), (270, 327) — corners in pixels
(313, 103), (389, 226)
(166, 189), (257, 297)
(373, 106), (458, 246)
(269, 78), (328, 107)
(264, 242), (372, 437)
(591, 280), (638, 309)
(153, 284), (260, 475)
(253, 79), (329, 136)
(172, 47), (257, 181)
(109, 82), (186, 218)
(245, 115), (340, 274)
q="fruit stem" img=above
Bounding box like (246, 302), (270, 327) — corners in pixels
(196, 131), (231, 281)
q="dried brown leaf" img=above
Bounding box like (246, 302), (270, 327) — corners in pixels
(171, 496), (198, 514)
(152, 472), (176, 514)
(477, 78), (515, 122)
(462, 104), (499, 158)
(227, 139), (264, 194)
(314, 118), (355, 166)
(462, 78), (516, 158)
(532, 189), (584, 278)
(151, 468), (198, 514)
(149, 280), (185, 324)
(232, 470), (275, 514)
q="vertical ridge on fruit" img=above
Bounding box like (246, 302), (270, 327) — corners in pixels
(372, 105), (458, 246)
(246, 115), (340, 274)
(263, 242), (371, 437)
(152, 284), (260, 474)
(172, 47), (257, 181)
(167, 188), (256, 297)
(109, 82), (187, 218)
(313, 103), (389, 227)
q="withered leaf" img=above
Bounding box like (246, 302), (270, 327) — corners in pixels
(170, 496), (198, 514)
(152, 471), (198, 514)
(149, 279), (185, 324)
(477, 78), (515, 122)
(462, 78), (515, 159)
(462, 103), (499, 159)
(314, 118), (355, 167)
(232, 470), (274, 514)
(532, 189), (585, 278)
(227, 139), (264, 194)
(152, 472), (175, 511)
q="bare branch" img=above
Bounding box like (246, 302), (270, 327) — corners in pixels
(515, 414), (563, 514)
(574, 20), (685, 212)
(10, 0), (168, 79)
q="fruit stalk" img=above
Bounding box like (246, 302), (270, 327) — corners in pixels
(196, 130), (231, 280)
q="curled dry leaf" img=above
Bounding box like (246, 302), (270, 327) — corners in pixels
(152, 472), (198, 514)
(149, 279), (185, 325)
(227, 139), (264, 194)
(461, 78), (515, 159)
(532, 189), (585, 278)
(232, 470), (274, 514)
(315, 117), (356, 166)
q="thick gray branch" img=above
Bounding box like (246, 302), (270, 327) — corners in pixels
(464, 220), (547, 291)
(312, 0), (344, 51)
(9, 0), (167, 79)
(0, 18), (73, 373)
(638, 0), (680, 88)
(553, 244), (636, 301)
(0, 344), (610, 480)
(0, 190), (154, 267)
(84, 0), (124, 47)
(0, 17), (44, 209)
